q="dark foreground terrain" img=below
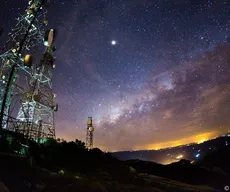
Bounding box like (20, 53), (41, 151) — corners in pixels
(124, 147), (230, 191)
(0, 134), (225, 192)
(0, 154), (219, 192)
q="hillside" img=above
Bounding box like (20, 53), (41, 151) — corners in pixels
(113, 135), (230, 163)
(0, 154), (219, 192)
(125, 157), (230, 190)
(0, 134), (221, 192)
(196, 146), (230, 174)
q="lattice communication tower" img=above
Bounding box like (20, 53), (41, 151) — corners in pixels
(86, 117), (94, 149)
(16, 28), (58, 141)
(0, 0), (57, 141)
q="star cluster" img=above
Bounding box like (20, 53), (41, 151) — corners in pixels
(1, 0), (230, 151)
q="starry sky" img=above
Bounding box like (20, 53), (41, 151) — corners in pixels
(1, 0), (230, 151)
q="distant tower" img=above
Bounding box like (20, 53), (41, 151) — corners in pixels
(86, 117), (94, 149)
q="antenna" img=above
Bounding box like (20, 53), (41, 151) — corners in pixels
(0, 0), (57, 142)
(86, 117), (94, 149)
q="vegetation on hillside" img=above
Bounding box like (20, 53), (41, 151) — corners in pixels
(0, 131), (220, 192)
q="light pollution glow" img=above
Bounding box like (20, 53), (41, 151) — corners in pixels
(139, 130), (220, 151)
(63, 127), (225, 152)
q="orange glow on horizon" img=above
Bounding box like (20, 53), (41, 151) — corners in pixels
(59, 130), (222, 152)
(143, 130), (219, 150)
(160, 159), (177, 165)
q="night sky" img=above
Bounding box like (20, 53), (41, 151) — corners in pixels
(1, 0), (230, 151)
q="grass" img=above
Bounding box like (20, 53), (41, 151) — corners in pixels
(0, 148), (222, 192)
(139, 174), (219, 192)
(36, 167), (219, 192)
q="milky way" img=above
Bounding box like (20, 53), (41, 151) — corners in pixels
(1, 0), (230, 151)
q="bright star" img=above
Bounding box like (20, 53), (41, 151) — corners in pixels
(111, 40), (116, 45)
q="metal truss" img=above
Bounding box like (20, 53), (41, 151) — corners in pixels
(17, 29), (57, 141)
(0, 0), (50, 129)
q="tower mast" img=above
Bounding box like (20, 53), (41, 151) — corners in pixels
(0, 0), (50, 129)
(86, 117), (94, 149)
(16, 29), (58, 141)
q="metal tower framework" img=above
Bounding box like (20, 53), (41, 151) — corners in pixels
(86, 117), (94, 149)
(0, 0), (50, 129)
(0, 0), (57, 141)
(16, 28), (57, 140)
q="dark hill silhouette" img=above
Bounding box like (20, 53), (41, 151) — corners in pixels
(125, 155), (230, 190)
(0, 132), (221, 192)
(196, 146), (230, 175)
(113, 135), (230, 163)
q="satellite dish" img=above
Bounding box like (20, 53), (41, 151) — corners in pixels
(43, 19), (48, 26)
(43, 29), (56, 47)
(24, 54), (33, 67)
(48, 29), (54, 46)
(89, 127), (94, 132)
